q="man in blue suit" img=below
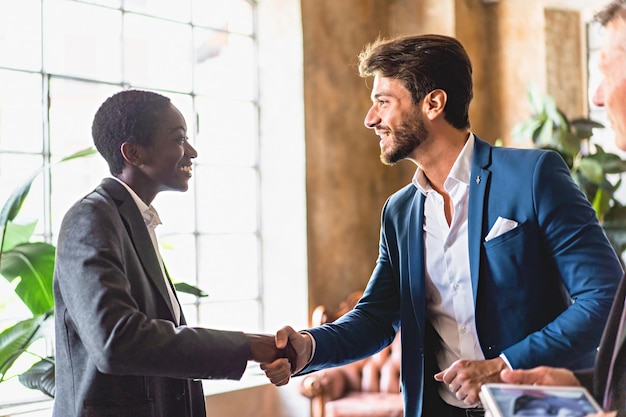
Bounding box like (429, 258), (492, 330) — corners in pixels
(263, 34), (623, 417)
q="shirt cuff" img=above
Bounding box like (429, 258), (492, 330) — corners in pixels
(299, 330), (316, 364)
(499, 353), (513, 369)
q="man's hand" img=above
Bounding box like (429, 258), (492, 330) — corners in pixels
(247, 333), (285, 363)
(275, 325), (312, 374)
(255, 326), (313, 387)
(500, 366), (580, 387)
(260, 358), (292, 386)
(434, 357), (508, 405)
(246, 332), (299, 366)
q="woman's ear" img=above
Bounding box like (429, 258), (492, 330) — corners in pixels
(422, 89), (447, 120)
(120, 142), (143, 167)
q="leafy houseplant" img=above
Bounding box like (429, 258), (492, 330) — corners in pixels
(512, 85), (626, 256)
(0, 149), (207, 398)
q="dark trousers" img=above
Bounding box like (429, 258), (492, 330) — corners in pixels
(421, 333), (485, 417)
(436, 404), (485, 417)
(423, 389), (485, 417)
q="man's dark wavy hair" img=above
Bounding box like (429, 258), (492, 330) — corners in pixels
(358, 34), (473, 130)
(92, 89), (171, 176)
(594, 0), (626, 26)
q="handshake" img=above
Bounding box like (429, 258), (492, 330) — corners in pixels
(246, 326), (311, 386)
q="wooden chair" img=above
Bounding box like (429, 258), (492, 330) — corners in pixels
(298, 291), (403, 417)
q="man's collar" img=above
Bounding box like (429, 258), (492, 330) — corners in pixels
(412, 133), (475, 194)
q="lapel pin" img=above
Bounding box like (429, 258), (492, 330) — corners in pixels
(476, 175), (481, 184)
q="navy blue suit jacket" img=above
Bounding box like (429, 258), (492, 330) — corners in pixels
(301, 137), (623, 417)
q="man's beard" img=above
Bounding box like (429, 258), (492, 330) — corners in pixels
(380, 111), (428, 165)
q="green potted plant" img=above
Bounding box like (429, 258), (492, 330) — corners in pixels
(0, 149), (207, 398)
(512, 84), (626, 256)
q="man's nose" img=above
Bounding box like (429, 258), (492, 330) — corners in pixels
(592, 81), (605, 108)
(364, 106), (379, 129)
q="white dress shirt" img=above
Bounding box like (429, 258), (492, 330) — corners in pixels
(112, 177), (181, 325)
(413, 134), (484, 407)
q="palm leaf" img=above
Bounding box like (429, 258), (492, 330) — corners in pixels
(58, 147), (97, 163)
(527, 83), (544, 114)
(0, 220), (37, 253)
(0, 314), (49, 382)
(0, 243), (55, 315)
(511, 118), (543, 144)
(18, 357), (55, 398)
(0, 169), (43, 264)
(571, 117), (604, 135)
(592, 186), (612, 221)
(587, 146), (626, 174)
(174, 282), (208, 297)
(577, 157), (604, 185)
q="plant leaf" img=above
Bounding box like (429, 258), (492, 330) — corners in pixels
(543, 94), (560, 124)
(600, 155), (626, 174)
(604, 204), (626, 227)
(592, 187), (612, 221)
(571, 117), (604, 131)
(58, 147), (97, 163)
(527, 83), (544, 114)
(1, 220), (37, 252)
(0, 169), (43, 227)
(174, 282), (209, 297)
(535, 118), (555, 148)
(512, 118), (543, 144)
(18, 357), (55, 398)
(577, 157), (604, 185)
(0, 243), (55, 314)
(0, 315), (48, 381)
(561, 131), (582, 157)
(0, 168), (44, 262)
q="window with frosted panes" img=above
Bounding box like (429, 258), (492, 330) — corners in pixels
(0, 0), (265, 382)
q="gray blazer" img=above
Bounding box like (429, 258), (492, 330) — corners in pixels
(53, 178), (250, 417)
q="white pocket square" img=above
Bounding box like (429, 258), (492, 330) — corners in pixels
(485, 216), (519, 242)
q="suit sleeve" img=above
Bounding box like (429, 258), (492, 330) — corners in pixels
(300, 197), (402, 372)
(501, 151), (623, 369)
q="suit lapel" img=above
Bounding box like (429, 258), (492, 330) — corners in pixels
(467, 137), (492, 303)
(408, 191), (426, 335)
(98, 178), (180, 322)
(162, 263), (187, 325)
(407, 137), (493, 327)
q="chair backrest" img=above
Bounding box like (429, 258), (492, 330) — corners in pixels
(311, 290), (363, 326)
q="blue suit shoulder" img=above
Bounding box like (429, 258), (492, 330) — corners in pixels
(383, 182), (419, 219)
(477, 137), (566, 171)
